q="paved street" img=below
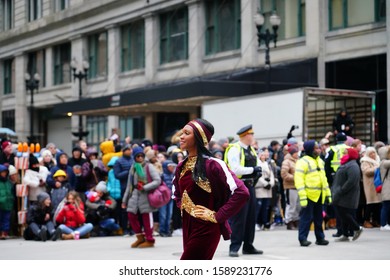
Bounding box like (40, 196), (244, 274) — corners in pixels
(1, 225), (389, 260)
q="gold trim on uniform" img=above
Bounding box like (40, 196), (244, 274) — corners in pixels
(181, 190), (217, 223)
(196, 177), (212, 193)
(180, 156), (197, 178)
(190, 121), (208, 147)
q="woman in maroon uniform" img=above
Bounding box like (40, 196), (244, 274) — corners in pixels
(173, 118), (249, 260)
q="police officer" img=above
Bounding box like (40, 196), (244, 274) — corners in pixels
(225, 125), (262, 257)
(295, 140), (332, 247)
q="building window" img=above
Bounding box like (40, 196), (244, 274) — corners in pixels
(86, 116), (107, 153)
(27, 50), (46, 87)
(121, 19), (145, 72)
(329, 0), (385, 30)
(1, 0), (14, 30)
(88, 32), (108, 79)
(2, 109), (15, 131)
(119, 116), (145, 141)
(54, 0), (69, 12)
(28, 0), (42, 22)
(205, 0), (241, 55)
(375, 0), (386, 22)
(3, 58), (15, 95)
(53, 43), (71, 85)
(260, 0), (287, 39)
(160, 7), (188, 64)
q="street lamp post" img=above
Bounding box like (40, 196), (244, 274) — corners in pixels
(70, 59), (89, 140)
(254, 11), (281, 91)
(25, 73), (40, 143)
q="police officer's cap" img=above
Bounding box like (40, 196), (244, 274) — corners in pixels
(237, 124), (254, 137)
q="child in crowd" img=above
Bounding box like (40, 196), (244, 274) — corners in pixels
(24, 192), (61, 241)
(50, 170), (70, 215)
(56, 190), (93, 240)
(85, 181), (119, 236)
(0, 164), (13, 239)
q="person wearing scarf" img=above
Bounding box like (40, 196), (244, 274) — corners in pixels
(332, 148), (363, 241)
(122, 146), (161, 248)
(173, 118), (249, 260)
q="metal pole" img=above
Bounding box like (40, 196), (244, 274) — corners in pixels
(30, 87), (34, 142)
(78, 76), (83, 141)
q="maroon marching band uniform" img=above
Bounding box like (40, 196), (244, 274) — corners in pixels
(173, 155), (249, 260)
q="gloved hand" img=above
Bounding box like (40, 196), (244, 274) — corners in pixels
(325, 196), (332, 205)
(300, 199), (308, 208)
(253, 166), (262, 180)
(136, 181), (144, 191)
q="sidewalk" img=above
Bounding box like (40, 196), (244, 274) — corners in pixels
(1, 226), (389, 260)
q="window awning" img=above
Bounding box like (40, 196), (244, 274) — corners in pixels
(52, 59), (317, 116)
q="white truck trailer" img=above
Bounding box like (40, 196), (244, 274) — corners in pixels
(201, 87), (375, 147)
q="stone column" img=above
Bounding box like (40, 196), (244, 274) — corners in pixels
(144, 13), (158, 83)
(241, 0), (259, 67)
(186, 0), (203, 75)
(14, 53), (29, 141)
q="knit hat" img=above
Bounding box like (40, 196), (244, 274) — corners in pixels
(145, 150), (156, 160)
(347, 148), (359, 160)
(336, 132), (347, 142)
(8, 165), (17, 176)
(303, 140), (316, 156)
(29, 154), (39, 169)
(53, 169), (67, 178)
(41, 149), (53, 159)
(132, 146), (145, 158)
(287, 137), (298, 146)
(95, 181), (107, 193)
(85, 147), (98, 158)
(37, 192), (50, 203)
(1, 141), (11, 150)
(319, 138), (330, 146)
(122, 144), (132, 152)
(288, 146), (299, 155)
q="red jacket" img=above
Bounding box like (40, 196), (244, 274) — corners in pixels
(56, 202), (86, 228)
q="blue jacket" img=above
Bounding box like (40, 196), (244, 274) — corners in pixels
(113, 155), (134, 191)
(107, 157), (121, 200)
(46, 151), (76, 190)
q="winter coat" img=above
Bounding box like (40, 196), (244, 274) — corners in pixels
(332, 160), (361, 209)
(281, 153), (297, 190)
(47, 164), (76, 191)
(255, 160), (275, 199)
(85, 193), (117, 225)
(0, 173), (13, 211)
(360, 156), (381, 204)
(26, 203), (53, 225)
(81, 160), (108, 191)
(55, 202), (86, 228)
(100, 140), (122, 167)
(50, 181), (70, 215)
(107, 157), (121, 200)
(23, 166), (50, 202)
(113, 154), (134, 191)
(378, 146), (390, 201)
(122, 162), (161, 214)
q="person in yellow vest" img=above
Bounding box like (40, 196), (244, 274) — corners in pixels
(225, 124), (262, 257)
(324, 132), (349, 233)
(295, 140), (332, 247)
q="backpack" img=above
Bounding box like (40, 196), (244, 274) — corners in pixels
(374, 166), (389, 194)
